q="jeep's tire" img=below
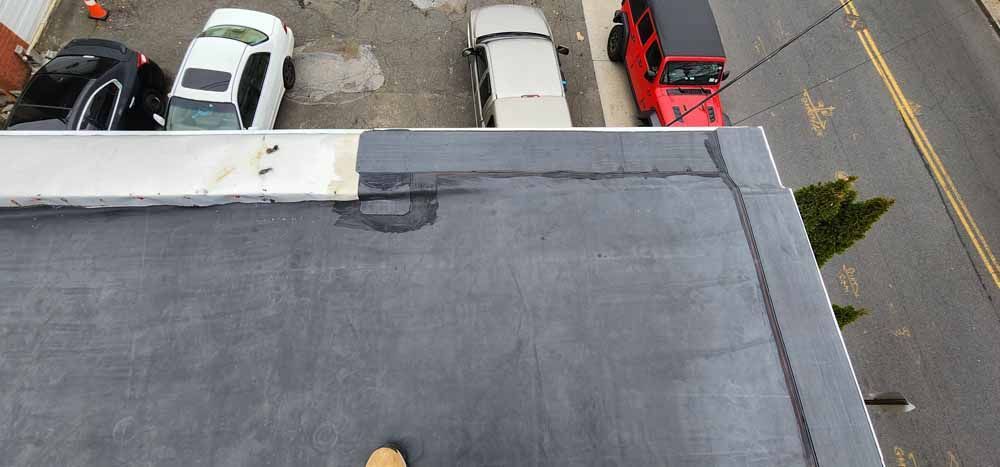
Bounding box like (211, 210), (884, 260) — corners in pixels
(607, 24), (625, 62)
(283, 57), (296, 90)
(723, 112), (733, 126)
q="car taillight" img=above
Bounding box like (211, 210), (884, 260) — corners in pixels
(282, 21), (288, 33)
(137, 52), (148, 67)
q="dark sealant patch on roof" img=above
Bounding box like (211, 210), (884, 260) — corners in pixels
(0, 129), (881, 467)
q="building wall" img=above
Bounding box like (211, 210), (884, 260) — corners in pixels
(0, 0), (56, 42)
(0, 22), (28, 91)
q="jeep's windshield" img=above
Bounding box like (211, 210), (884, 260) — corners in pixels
(663, 61), (723, 86)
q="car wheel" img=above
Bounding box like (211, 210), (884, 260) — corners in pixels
(142, 91), (164, 115)
(283, 57), (296, 90)
(607, 24), (625, 62)
(723, 112), (733, 126)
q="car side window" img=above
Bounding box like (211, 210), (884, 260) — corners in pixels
(637, 13), (655, 44)
(79, 80), (121, 130)
(628, 0), (647, 18)
(645, 44), (662, 77)
(476, 52), (488, 83)
(237, 52), (271, 129)
(479, 74), (492, 107)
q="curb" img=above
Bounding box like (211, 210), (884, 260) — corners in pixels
(974, 0), (1000, 38)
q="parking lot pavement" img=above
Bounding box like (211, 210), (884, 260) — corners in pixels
(37, 0), (605, 129)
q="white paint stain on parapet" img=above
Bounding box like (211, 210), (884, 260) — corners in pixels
(286, 46), (385, 104)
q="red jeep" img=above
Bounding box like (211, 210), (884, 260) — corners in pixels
(607, 0), (730, 126)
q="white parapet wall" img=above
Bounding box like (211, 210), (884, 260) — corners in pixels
(0, 131), (362, 208)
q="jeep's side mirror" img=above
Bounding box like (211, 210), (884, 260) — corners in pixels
(556, 45), (569, 55)
(152, 113), (166, 127)
(462, 47), (477, 57)
(721, 70), (730, 81)
(645, 69), (657, 80)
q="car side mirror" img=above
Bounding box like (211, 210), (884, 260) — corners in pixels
(556, 45), (569, 55)
(645, 69), (657, 80)
(721, 70), (730, 81)
(462, 47), (478, 57)
(152, 114), (166, 127)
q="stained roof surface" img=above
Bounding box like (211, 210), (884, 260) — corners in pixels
(0, 128), (881, 466)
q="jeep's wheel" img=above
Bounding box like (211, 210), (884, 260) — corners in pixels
(607, 24), (625, 62)
(282, 57), (296, 90)
(723, 112), (733, 126)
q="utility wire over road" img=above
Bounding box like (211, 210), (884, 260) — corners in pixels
(665, 0), (856, 126)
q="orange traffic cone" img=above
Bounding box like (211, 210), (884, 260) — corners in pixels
(83, 0), (109, 21)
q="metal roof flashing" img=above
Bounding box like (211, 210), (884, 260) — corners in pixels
(0, 128), (882, 466)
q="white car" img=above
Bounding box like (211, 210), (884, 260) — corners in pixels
(165, 8), (295, 131)
(463, 5), (572, 128)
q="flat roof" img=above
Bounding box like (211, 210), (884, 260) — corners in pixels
(650, 0), (726, 58)
(0, 128), (881, 466)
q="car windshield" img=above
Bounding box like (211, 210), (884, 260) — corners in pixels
(199, 25), (269, 45)
(6, 73), (91, 129)
(20, 74), (90, 108)
(663, 61), (723, 86)
(6, 106), (71, 130)
(166, 97), (241, 131)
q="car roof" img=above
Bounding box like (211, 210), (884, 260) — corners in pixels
(493, 96), (572, 127)
(205, 8), (279, 38)
(649, 0), (725, 58)
(470, 5), (551, 39)
(486, 38), (564, 99)
(173, 37), (248, 102)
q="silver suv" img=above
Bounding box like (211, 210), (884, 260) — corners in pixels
(463, 5), (572, 128)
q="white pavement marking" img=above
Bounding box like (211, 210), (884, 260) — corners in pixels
(581, 0), (639, 127)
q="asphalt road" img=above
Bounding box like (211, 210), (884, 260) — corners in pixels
(33, 0), (1000, 464)
(713, 0), (1000, 464)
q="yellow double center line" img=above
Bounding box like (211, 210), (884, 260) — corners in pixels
(840, 0), (1000, 289)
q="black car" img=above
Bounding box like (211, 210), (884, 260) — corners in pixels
(5, 39), (167, 131)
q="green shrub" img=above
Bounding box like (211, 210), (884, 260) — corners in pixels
(794, 176), (894, 267)
(832, 304), (869, 328)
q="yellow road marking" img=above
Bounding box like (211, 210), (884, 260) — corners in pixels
(801, 88), (836, 136)
(838, 264), (860, 297)
(840, 0), (1000, 289)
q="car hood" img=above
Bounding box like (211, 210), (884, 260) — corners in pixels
(654, 91), (726, 127)
(471, 5), (551, 39)
(493, 96), (572, 128)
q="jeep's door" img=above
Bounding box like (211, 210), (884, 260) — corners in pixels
(628, 9), (660, 111)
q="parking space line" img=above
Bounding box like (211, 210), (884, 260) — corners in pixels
(840, 0), (1000, 289)
(580, 0), (639, 126)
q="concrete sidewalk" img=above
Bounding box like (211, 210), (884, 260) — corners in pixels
(580, 0), (638, 126)
(976, 0), (1000, 35)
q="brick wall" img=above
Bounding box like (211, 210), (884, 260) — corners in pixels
(0, 22), (29, 92)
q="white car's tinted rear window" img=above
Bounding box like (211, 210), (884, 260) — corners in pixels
(181, 68), (232, 92)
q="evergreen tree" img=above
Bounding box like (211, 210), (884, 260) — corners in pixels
(795, 176), (893, 329)
(832, 304), (869, 328)
(794, 176), (894, 267)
